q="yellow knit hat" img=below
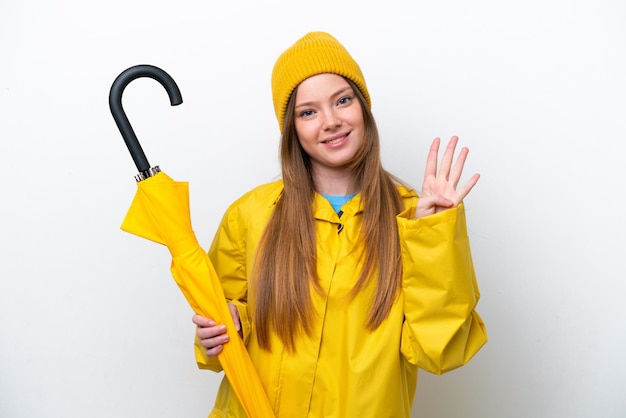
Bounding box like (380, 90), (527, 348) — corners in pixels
(271, 31), (371, 131)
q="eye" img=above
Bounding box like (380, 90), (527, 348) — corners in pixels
(299, 109), (315, 118)
(337, 95), (353, 106)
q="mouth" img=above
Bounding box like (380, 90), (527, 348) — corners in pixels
(321, 132), (350, 145)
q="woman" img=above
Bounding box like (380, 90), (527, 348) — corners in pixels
(193, 31), (487, 417)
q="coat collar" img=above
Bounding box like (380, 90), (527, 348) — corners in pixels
(268, 179), (418, 222)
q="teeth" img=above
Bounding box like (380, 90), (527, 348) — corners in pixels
(325, 135), (344, 144)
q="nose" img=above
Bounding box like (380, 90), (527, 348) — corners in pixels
(321, 108), (341, 130)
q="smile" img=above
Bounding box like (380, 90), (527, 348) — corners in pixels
(322, 132), (349, 145)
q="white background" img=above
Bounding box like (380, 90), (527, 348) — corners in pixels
(1, 1), (625, 417)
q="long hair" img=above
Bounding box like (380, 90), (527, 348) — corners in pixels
(252, 78), (405, 351)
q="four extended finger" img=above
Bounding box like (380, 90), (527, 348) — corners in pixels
(424, 137), (441, 179)
(438, 136), (459, 180)
(421, 135), (479, 205)
(449, 146), (469, 189)
(456, 173), (480, 201)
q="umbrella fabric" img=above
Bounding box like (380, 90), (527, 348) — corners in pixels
(121, 171), (275, 418)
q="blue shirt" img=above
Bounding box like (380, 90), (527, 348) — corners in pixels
(321, 193), (357, 214)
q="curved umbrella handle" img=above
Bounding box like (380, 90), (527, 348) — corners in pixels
(109, 64), (183, 178)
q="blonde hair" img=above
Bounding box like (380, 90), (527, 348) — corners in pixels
(253, 79), (404, 351)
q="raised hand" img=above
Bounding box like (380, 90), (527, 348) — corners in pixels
(414, 136), (480, 219)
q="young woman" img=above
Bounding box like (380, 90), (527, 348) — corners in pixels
(192, 31), (487, 417)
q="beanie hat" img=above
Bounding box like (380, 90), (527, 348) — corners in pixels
(271, 31), (371, 131)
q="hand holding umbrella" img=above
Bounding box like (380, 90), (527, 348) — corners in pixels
(109, 65), (275, 417)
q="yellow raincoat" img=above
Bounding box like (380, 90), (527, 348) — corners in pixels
(196, 180), (487, 418)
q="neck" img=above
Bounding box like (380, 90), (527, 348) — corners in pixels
(311, 166), (359, 195)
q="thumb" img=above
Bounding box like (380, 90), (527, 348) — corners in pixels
(414, 195), (455, 219)
(228, 303), (243, 337)
(418, 194), (454, 210)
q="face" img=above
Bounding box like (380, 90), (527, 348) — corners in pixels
(293, 73), (365, 176)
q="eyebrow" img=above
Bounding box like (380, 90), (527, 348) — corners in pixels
(295, 86), (354, 110)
